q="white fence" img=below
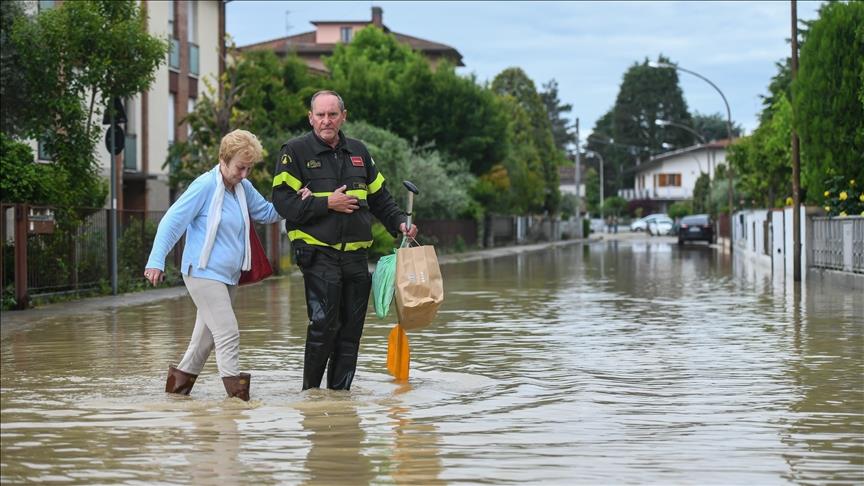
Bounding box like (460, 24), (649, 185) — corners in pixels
(811, 216), (864, 273)
(733, 208), (864, 278)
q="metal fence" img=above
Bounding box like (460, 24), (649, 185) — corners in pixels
(811, 216), (864, 273)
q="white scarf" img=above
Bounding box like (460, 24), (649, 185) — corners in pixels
(198, 165), (251, 271)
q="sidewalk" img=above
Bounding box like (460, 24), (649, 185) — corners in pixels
(1, 238), (591, 329)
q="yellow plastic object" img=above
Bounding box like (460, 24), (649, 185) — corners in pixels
(386, 324), (410, 381)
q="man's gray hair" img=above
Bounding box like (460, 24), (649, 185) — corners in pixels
(310, 90), (345, 111)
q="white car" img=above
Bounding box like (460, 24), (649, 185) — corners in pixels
(630, 213), (671, 232)
(646, 216), (674, 236)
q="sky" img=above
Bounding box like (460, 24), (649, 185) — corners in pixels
(226, 0), (823, 140)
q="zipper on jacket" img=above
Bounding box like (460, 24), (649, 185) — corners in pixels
(335, 151), (347, 251)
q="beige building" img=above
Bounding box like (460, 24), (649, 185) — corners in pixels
(239, 6), (463, 74)
(29, 0), (226, 212)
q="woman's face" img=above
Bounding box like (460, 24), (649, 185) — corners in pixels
(220, 154), (255, 187)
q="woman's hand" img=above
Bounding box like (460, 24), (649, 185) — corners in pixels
(143, 268), (164, 287)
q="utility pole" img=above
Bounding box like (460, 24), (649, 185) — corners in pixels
(791, 0), (802, 282)
(574, 118), (582, 237)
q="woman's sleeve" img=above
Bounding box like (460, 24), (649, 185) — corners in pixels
(245, 180), (283, 224)
(145, 179), (208, 271)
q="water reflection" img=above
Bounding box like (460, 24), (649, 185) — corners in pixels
(2, 239), (862, 484)
(297, 396), (373, 485)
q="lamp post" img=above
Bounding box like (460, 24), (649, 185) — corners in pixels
(655, 119), (706, 145)
(649, 61), (735, 253)
(586, 150), (604, 228)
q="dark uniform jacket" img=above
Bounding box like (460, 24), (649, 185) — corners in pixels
(272, 131), (406, 251)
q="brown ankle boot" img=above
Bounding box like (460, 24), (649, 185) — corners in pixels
(222, 373), (251, 401)
(165, 365), (197, 395)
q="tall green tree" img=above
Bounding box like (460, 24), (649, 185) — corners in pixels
(492, 67), (563, 214)
(728, 94), (793, 207)
(540, 79), (575, 151)
(794, 0), (864, 200)
(7, 0), (167, 210)
(324, 27), (508, 176)
(588, 55), (695, 195)
(691, 111), (742, 142)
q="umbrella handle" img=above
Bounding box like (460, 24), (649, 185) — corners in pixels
(403, 180), (419, 230)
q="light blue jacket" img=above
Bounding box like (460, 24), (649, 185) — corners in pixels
(146, 170), (282, 285)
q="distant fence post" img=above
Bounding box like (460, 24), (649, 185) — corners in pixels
(14, 204), (28, 309)
(269, 222), (280, 276)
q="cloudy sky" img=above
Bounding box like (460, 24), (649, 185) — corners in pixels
(227, 1), (823, 139)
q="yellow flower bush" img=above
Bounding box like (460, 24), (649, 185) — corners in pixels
(822, 175), (863, 217)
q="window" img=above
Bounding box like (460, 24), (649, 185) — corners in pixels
(187, 98), (196, 137)
(340, 27), (353, 43)
(168, 94), (176, 145)
(187, 1), (198, 43)
(37, 139), (52, 162)
(168, 0), (175, 36)
(657, 173), (681, 187)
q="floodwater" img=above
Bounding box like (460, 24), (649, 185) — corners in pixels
(2, 239), (862, 485)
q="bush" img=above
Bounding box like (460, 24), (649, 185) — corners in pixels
(822, 176), (863, 217)
(667, 201), (693, 219)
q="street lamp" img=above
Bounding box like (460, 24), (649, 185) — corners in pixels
(655, 119), (706, 145)
(586, 150), (604, 226)
(649, 61), (735, 252)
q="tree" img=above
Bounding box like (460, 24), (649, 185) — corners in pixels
(691, 111), (742, 142)
(7, 0), (167, 210)
(325, 27), (508, 176)
(0, 1), (27, 136)
(588, 55), (695, 195)
(692, 172), (712, 214)
(728, 93), (793, 207)
(583, 167), (600, 216)
(540, 79), (575, 151)
(492, 67), (564, 214)
(794, 1), (864, 201)
(167, 46), (313, 195)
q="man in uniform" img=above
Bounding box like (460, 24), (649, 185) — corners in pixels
(272, 90), (418, 390)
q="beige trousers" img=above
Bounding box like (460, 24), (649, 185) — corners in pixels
(177, 274), (241, 377)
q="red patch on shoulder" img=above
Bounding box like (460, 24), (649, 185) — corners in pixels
(350, 156), (364, 167)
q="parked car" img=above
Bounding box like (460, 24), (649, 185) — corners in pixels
(646, 215), (674, 236)
(630, 213), (671, 232)
(677, 214), (715, 245)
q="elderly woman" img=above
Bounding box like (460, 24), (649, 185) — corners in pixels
(144, 129), (282, 401)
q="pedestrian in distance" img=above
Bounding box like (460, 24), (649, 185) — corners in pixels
(272, 90), (418, 391)
(144, 129), (282, 401)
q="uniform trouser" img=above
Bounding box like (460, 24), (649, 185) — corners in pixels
(296, 246), (372, 391)
(177, 274), (240, 377)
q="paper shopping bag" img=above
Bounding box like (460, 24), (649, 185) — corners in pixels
(394, 244), (443, 331)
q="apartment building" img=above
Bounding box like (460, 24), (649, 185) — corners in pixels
(239, 6), (463, 74)
(29, 1), (226, 212)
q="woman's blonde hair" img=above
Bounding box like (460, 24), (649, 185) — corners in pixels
(219, 129), (263, 165)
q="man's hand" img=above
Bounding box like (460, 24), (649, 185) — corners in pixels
(328, 185), (359, 213)
(400, 222), (418, 239)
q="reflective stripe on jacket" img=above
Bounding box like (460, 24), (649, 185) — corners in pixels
(271, 131), (405, 251)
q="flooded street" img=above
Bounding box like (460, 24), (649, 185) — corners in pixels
(2, 239), (862, 484)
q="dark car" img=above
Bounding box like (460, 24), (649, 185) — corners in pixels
(677, 214), (715, 245)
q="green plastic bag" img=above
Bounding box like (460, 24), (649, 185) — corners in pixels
(372, 251), (397, 318)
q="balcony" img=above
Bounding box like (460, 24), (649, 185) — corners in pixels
(618, 187), (692, 201)
(169, 38), (180, 71)
(188, 43), (199, 76)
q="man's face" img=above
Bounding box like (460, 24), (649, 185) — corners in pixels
(308, 94), (346, 145)
(220, 154), (254, 187)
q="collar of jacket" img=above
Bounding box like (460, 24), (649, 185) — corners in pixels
(309, 130), (350, 154)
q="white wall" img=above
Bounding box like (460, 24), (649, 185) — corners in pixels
(637, 148), (726, 198)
